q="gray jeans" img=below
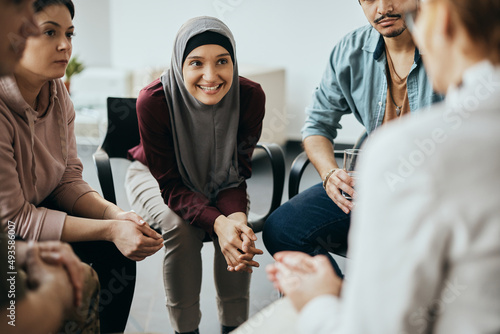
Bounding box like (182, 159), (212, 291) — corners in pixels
(125, 161), (250, 333)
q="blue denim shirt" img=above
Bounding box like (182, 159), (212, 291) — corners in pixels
(302, 25), (444, 142)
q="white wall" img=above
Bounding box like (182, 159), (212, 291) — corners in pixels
(72, 0), (368, 143)
(72, 0), (111, 67)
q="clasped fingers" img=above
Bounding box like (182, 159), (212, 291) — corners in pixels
(134, 234), (163, 255)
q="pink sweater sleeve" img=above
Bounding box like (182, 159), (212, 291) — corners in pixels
(45, 83), (96, 214)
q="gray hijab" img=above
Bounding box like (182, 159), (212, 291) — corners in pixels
(160, 16), (243, 201)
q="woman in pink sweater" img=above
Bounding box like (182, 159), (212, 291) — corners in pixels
(0, 0), (163, 332)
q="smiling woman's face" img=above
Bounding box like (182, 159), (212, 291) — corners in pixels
(17, 4), (74, 81)
(182, 44), (234, 105)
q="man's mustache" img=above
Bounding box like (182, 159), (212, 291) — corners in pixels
(374, 13), (402, 24)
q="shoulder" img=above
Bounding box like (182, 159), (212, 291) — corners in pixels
(238, 77), (265, 122)
(327, 25), (379, 74)
(137, 78), (167, 111)
(239, 76), (265, 113)
(333, 25), (375, 54)
(138, 78), (165, 101)
(239, 76), (265, 100)
(0, 77), (22, 132)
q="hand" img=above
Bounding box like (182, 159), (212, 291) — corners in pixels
(37, 241), (85, 307)
(112, 209), (147, 226)
(109, 219), (163, 261)
(266, 251), (342, 312)
(105, 206), (151, 229)
(324, 169), (356, 214)
(227, 212), (263, 273)
(266, 251), (312, 289)
(235, 233), (263, 273)
(16, 241), (84, 307)
(214, 213), (263, 273)
(24, 242), (74, 311)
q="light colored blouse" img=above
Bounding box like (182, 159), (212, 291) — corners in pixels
(299, 61), (500, 334)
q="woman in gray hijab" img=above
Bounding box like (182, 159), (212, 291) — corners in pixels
(125, 16), (266, 334)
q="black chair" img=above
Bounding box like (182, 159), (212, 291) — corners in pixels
(93, 97), (286, 233)
(286, 132), (368, 257)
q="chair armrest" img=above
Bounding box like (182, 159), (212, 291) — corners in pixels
(248, 143), (286, 233)
(93, 147), (117, 205)
(288, 150), (346, 200)
(288, 151), (310, 200)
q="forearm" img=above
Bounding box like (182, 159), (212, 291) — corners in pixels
(213, 212), (248, 232)
(213, 214), (229, 235)
(71, 191), (122, 220)
(227, 211), (247, 223)
(61, 215), (113, 243)
(303, 135), (340, 178)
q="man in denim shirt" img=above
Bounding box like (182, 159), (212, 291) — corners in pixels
(263, 0), (443, 275)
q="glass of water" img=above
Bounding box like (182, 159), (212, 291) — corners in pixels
(342, 149), (362, 200)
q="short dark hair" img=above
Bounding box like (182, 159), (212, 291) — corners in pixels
(33, 0), (74, 19)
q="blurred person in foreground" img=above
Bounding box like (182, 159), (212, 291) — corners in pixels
(0, 0), (99, 333)
(235, 0), (500, 333)
(0, 0), (163, 332)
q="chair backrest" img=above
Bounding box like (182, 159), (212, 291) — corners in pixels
(100, 97), (140, 159)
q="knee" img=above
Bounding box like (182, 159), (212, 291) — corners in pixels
(262, 206), (288, 255)
(161, 215), (205, 249)
(155, 209), (185, 236)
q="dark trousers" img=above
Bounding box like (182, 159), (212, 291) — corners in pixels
(71, 240), (136, 333)
(262, 182), (350, 277)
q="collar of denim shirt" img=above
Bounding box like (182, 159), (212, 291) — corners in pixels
(363, 27), (422, 63)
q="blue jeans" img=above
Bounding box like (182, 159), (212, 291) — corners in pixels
(263, 182), (350, 277)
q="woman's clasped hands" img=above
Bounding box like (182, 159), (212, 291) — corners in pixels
(107, 209), (164, 262)
(214, 212), (263, 273)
